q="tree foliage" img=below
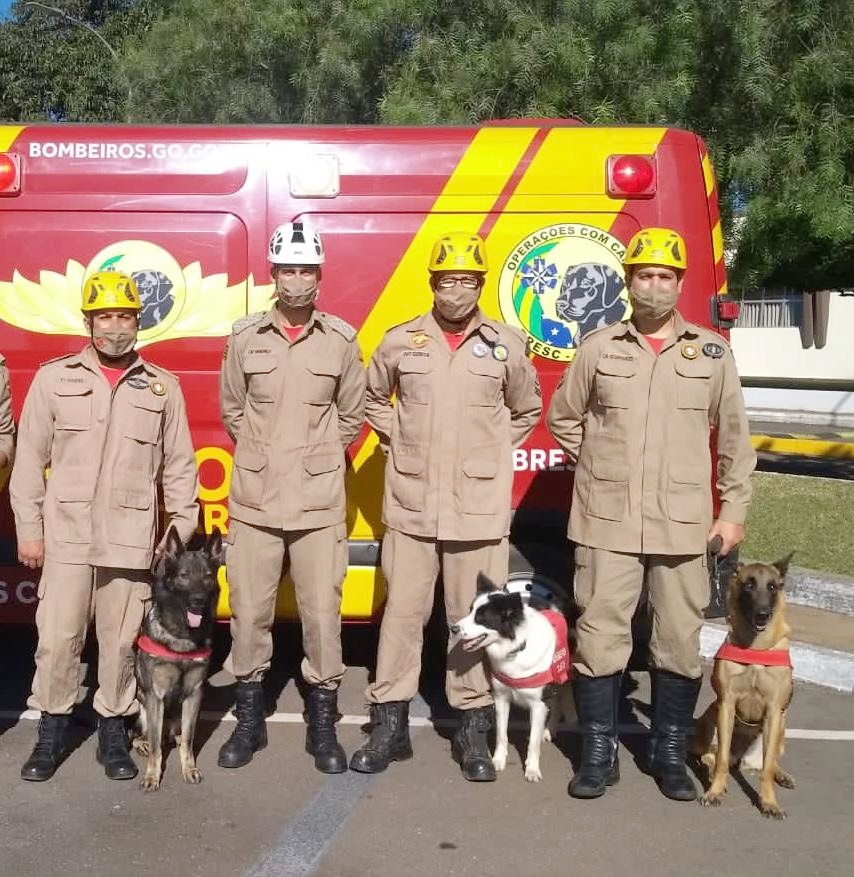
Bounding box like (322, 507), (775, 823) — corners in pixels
(0, 0), (851, 289)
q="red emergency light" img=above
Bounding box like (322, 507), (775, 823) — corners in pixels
(607, 154), (656, 197)
(0, 153), (21, 195)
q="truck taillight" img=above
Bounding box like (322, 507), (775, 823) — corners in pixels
(607, 154), (656, 197)
(0, 153), (21, 195)
(715, 296), (740, 328)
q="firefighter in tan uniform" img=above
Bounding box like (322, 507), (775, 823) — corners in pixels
(0, 352), (14, 471)
(218, 221), (366, 774)
(547, 228), (756, 801)
(349, 232), (542, 781)
(11, 272), (199, 782)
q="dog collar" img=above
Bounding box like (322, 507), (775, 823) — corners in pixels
(715, 641), (792, 667)
(137, 634), (212, 662)
(492, 610), (570, 689)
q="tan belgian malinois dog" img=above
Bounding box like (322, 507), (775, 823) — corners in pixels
(693, 555), (795, 819)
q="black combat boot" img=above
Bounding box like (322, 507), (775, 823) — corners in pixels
(349, 701), (413, 773)
(647, 669), (702, 801)
(452, 706), (497, 782)
(218, 681), (267, 768)
(96, 716), (138, 780)
(21, 713), (71, 782)
(568, 673), (621, 798)
(305, 686), (347, 774)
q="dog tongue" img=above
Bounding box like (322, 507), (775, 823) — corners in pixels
(187, 611), (202, 629)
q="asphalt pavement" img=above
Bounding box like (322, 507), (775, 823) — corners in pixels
(1, 625), (853, 877)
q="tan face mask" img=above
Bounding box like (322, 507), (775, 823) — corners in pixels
(92, 326), (137, 359)
(433, 284), (481, 323)
(276, 276), (318, 310)
(629, 283), (679, 322)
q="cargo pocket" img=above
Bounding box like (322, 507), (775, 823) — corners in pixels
(52, 478), (94, 543)
(302, 452), (343, 511)
(111, 486), (155, 549)
(231, 446), (267, 510)
(667, 464), (706, 523)
(675, 360), (713, 411)
(389, 445), (426, 512)
(586, 459), (629, 521)
(245, 354), (278, 403)
(397, 355), (433, 405)
(466, 359), (503, 407)
(461, 454), (498, 514)
(302, 362), (339, 405)
(594, 359), (636, 409)
(125, 396), (165, 445)
(53, 384), (92, 430)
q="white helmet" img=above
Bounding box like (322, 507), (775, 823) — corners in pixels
(268, 220), (325, 266)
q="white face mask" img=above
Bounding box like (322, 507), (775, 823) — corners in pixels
(629, 282), (680, 321)
(276, 275), (318, 309)
(92, 326), (137, 358)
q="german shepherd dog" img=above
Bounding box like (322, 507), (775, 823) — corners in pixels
(134, 526), (223, 791)
(693, 555), (795, 819)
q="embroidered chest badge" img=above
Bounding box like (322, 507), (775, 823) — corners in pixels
(411, 331), (429, 348)
(680, 342), (700, 360)
(149, 380), (167, 396)
(492, 343), (509, 362)
(472, 341), (489, 358)
(126, 376), (149, 390)
(703, 342), (725, 359)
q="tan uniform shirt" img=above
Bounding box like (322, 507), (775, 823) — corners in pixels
(547, 313), (755, 555)
(0, 353), (14, 467)
(10, 345), (200, 568)
(220, 307), (366, 531)
(367, 309), (542, 541)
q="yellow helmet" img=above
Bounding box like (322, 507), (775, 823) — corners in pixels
(428, 232), (488, 274)
(623, 227), (687, 271)
(81, 271), (142, 312)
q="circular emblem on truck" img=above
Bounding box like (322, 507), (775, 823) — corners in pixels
(498, 223), (630, 362)
(86, 241), (186, 342)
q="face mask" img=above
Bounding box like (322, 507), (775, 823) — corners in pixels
(276, 276), (318, 310)
(629, 282), (679, 322)
(433, 284), (481, 323)
(92, 326), (137, 358)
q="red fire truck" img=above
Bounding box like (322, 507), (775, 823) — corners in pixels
(0, 120), (737, 621)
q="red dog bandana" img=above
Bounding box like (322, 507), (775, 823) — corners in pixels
(137, 634), (212, 662)
(492, 609), (570, 688)
(715, 641), (792, 667)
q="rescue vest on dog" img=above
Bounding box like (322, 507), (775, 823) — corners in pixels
(136, 634), (212, 662)
(715, 641), (792, 667)
(492, 609), (570, 688)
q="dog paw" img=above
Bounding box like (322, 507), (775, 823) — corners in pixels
(182, 766), (203, 785)
(775, 770), (796, 789)
(131, 738), (150, 757)
(700, 752), (716, 769)
(492, 754), (507, 772)
(542, 729), (552, 744)
(139, 773), (161, 792)
(524, 765), (542, 783)
(700, 792), (723, 808)
(760, 802), (787, 820)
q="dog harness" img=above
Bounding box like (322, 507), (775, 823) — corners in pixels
(136, 634), (212, 662)
(715, 641), (792, 667)
(492, 610), (570, 688)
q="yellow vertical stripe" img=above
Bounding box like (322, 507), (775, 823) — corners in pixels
(702, 153), (715, 197)
(712, 221), (724, 264)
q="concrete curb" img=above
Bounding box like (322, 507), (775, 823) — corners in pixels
(701, 623), (854, 695)
(785, 566), (854, 616)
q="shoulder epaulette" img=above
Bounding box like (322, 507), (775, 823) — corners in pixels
(319, 312), (357, 342)
(143, 361), (180, 383)
(39, 353), (77, 368)
(232, 312), (266, 336)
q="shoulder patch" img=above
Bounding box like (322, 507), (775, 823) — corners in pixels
(319, 312), (357, 342)
(232, 312), (266, 336)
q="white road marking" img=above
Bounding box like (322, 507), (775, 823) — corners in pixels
(3, 709), (854, 740)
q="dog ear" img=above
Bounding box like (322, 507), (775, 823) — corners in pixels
(476, 571), (498, 595)
(772, 552), (794, 581)
(164, 525), (184, 560)
(206, 528), (224, 567)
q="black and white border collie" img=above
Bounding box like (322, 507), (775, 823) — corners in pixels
(451, 573), (573, 782)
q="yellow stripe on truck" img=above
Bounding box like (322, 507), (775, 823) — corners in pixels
(0, 125), (24, 152)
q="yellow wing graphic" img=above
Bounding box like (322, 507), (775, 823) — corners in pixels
(0, 262), (88, 337)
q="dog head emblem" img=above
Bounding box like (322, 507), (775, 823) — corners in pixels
(555, 262), (626, 339)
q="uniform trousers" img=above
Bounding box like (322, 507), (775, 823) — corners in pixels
(366, 529), (509, 710)
(224, 519), (348, 688)
(573, 545), (709, 678)
(29, 561), (150, 717)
